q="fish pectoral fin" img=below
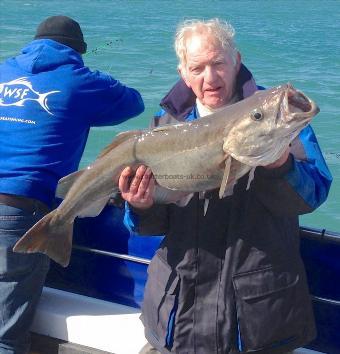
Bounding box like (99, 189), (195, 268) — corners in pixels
(56, 170), (85, 199)
(97, 130), (142, 159)
(219, 155), (232, 199)
(78, 195), (111, 218)
(13, 210), (73, 267)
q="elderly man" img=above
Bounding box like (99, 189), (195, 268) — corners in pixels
(119, 19), (332, 354)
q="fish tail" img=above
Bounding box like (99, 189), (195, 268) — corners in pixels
(38, 90), (59, 115)
(13, 210), (73, 267)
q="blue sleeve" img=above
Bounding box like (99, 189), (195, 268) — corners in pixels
(123, 201), (140, 234)
(285, 125), (332, 210)
(253, 125), (332, 216)
(81, 71), (144, 127)
(123, 201), (169, 236)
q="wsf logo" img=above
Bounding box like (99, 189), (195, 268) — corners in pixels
(0, 77), (60, 115)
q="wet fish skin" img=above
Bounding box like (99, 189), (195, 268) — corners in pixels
(13, 84), (319, 267)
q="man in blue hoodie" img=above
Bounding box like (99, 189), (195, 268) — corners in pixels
(0, 15), (144, 353)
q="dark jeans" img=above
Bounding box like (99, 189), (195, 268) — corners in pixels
(0, 204), (50, 354)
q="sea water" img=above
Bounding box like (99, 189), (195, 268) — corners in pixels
(0, 0), (339, 231)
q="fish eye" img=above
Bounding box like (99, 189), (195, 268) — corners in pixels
(251, 109), (263, 121)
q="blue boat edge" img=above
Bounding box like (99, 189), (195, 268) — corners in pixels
(33, 204), (340, 353)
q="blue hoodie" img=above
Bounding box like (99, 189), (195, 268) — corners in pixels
(0, 39), (144, 206)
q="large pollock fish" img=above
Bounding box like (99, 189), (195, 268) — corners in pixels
(13, 84), (319, 266)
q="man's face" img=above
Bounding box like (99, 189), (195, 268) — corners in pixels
(180, 34), (241, 109)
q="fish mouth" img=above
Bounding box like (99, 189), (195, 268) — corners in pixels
(282, 83), (320, 122)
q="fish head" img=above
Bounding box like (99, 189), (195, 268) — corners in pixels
(223, 83), (319, 166)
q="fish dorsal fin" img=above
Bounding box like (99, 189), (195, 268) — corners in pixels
(219, 155), (232, 199)
(97, 130), (142, 159)
(56, 170), (84, 199)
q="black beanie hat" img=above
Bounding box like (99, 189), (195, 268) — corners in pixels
(34, 15), (87, 54)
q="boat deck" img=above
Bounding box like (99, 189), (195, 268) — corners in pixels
(30, 287), (146, 354)
(29, 288), (326, 354)
(30, 333), (62, 354)
(30, 333), (112, 354)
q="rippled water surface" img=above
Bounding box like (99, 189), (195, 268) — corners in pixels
(0, 0), (339, 230)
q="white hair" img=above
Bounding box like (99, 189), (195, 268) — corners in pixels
(174, 18), (238, 69)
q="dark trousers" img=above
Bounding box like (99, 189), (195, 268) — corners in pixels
(0, 204), (50, 354)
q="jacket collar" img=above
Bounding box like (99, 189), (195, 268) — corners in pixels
(160, 64), (257, 121)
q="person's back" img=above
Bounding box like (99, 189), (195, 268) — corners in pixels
(0, 15), (144, 353)
(0, 17), (144, 207)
